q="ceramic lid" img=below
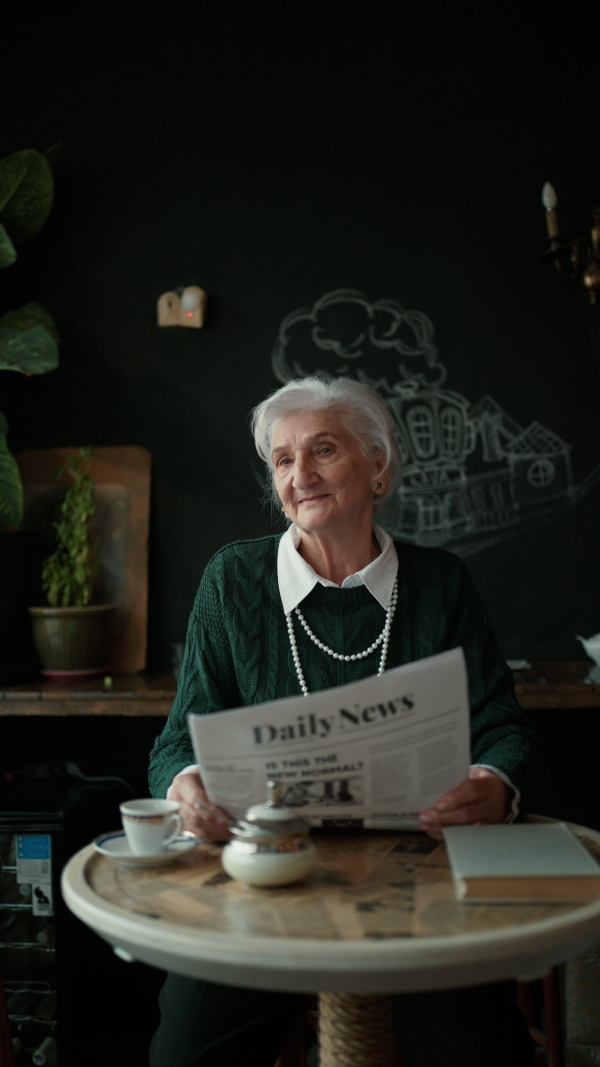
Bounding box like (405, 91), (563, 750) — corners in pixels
(229, 781), (311, 844)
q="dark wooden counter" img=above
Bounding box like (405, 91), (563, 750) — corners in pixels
(1, 662), (598, 716)
(0, 673), (176, 716)
(512, 661), (600, 709)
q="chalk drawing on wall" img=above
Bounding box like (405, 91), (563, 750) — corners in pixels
(271, 289), (600, 558)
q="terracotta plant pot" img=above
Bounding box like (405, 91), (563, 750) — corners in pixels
(28, 604), (115, 678)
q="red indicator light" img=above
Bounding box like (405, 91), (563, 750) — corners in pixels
(187, 311), (193, 317)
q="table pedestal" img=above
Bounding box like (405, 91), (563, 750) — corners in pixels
(319, 993), (397, 1067)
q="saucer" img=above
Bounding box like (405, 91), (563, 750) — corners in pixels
(93, 831), (201, 867)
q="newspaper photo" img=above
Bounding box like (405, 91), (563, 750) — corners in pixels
(188, 647), (470, 830)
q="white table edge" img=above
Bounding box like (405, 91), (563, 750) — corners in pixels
(61, 844), (600, 994)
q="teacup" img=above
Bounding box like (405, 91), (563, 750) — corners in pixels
(120, 799), (183, 855)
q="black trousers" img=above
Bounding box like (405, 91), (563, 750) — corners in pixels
(149, 974), (535, 1067)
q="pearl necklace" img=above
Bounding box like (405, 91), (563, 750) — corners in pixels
(285, 577), (399, 697)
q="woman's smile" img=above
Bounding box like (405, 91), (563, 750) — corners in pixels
(297, 492), (330, 506)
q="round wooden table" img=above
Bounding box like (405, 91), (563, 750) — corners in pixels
(62, 824), (600, 1067)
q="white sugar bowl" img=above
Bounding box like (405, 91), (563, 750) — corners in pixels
(221, 781), (316, 887)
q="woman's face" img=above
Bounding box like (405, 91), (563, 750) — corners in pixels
(271, 408), (385, 536)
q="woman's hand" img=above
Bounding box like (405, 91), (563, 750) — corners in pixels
(418, 767), (512, 841)
(168, 770), (231, 841)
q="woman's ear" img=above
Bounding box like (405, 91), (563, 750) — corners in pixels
(372, 458), (390, 497)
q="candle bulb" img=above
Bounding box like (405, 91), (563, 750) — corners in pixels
(542, 182), (560, 239)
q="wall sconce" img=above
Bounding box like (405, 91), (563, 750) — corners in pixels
(157, 285), (208, 328)
(542, 183), (600, 304)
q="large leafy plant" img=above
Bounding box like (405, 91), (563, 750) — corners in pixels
(42, 448), (98, 607)
(0, 147), (61, 529)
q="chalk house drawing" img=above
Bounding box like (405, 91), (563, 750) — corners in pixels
(271, 289), (600, 558)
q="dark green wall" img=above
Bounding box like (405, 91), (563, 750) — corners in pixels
(2, 1), (600, 667)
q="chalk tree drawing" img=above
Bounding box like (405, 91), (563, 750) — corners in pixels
(271, 289), (600, 558)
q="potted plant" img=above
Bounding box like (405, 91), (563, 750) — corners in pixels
(1, 147), (61, 682)
(28, 448), (115, 677)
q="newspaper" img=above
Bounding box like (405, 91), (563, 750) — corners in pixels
(188, 647), (470, 830)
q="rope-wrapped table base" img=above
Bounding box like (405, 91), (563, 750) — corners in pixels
(319, 992), (398, 1067)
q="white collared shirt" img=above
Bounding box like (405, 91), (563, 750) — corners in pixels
(277, 522), (398, 614)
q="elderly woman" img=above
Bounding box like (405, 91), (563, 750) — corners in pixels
(149, 376), (542, 1067)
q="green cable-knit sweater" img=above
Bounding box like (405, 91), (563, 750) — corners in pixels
(149, 535), (544, 810)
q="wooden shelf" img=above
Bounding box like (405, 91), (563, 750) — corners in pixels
(1, 662), (598, 716)
(0, 674), (176, 717)
(513, 661), (600, 709)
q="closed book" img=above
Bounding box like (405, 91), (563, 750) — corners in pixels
(443, 822), (600, 903)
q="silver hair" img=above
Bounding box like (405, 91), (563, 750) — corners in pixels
(250, 376), (402, 507)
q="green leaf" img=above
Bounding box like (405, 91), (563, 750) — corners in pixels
(0, 223), (17, 268)
(0, 149), (55, 245)
(0, 411), (23, 528)
(0, 302), (59, 343)
(0, 323), (60, 375)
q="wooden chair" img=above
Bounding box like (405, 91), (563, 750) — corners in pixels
(561, 942), (600, 1065)
(517, 970), (565, 1067)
